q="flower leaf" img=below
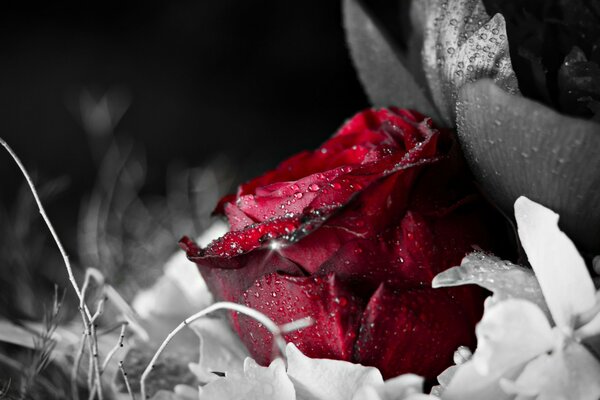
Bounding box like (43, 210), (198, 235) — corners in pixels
(558, 47), (600, 119)
(514, 196), (596, 330)
(456, 79), (600, 255)
(343, 0), (441, 122)
(416, 0), (519, 125)
(432, 251), (550, 318)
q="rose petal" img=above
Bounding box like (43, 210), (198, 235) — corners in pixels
(515, 196), (596, 330)
(190, 217), (302, 259)
(280, 225), (358, 274)
(317, 212), (444, 296)
(214, 108), (441, 229)
(342, 0), (442, 122)
(286, 343), (383, 400)
(197, 358), (295, 400)
(471, 299), (554, 377)
(236, 167), (346, 224)
(224, 202), (255, 231)
(457, 79), (600, 254)
(236, 273), (364, 366)
(319, 208), (489, 325)
(189, 248), (305, 303)
(505, 343), (600, 400)
(353, 285), (476, 380)
(189, 317), (248, 383)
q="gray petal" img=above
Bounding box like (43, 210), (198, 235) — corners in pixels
(457, 79), (600, 254)
(343, 0), (442, 122)
(433, 251), (549, 318)
(418, 0), (519, 125)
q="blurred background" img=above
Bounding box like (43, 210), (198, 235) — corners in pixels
(0, 1), (368, 318)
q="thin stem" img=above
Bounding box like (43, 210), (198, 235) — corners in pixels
(0, 138), (101, 399)
(280, 317), (313, 333)
(87, 299), (105, 400)
(71, 332), (88, 400)
(0, 138), (90, 320)
(118, 362), (135, 400)
(101, 323), (128, 373)
(139, 302), (291, 400)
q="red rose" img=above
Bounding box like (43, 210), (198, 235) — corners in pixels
(180, 108), (501, 381)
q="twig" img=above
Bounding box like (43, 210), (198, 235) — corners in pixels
(100, 322), (128, 373)
(87, 298), (105, 400)
(81, 319), (127, 400)
(118, 362), (135, 400)
(140, 301), (306, 399)
(0, 139), (91, 320)
(80, 269), (105, 311)
(0, 379), (11, 399)
(280, 317), (314, 333)
(71, 333), (87, 400)
(0, 139), (104, 399)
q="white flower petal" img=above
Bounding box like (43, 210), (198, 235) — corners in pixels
(433, 252), (550, 318)
(443, 360), (520, 400)
(147, 390), (184, 400)
(286, 343), (383, 400)
(173, 384), (199, 400)
(352, 374), (433, 400)
(577, 311), (600, 340)
(189, 317), (248, 383)
(197, 358), (295, 400)
(514, 196), (596, 330)
(133, 275), (201, 319)
(351, 386), (381, 400)
(472, 299), (554, 377)
(165, 220), (228, 307)
(133, 221), (228, 320)
(507, 343), (600, 400)
(575, 291), (600, 339)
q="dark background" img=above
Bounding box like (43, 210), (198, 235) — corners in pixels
(0, 1), (369, 320)
(0, 0), (367, 213)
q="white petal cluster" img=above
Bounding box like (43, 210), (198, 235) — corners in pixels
(437, 197), (600, 400)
